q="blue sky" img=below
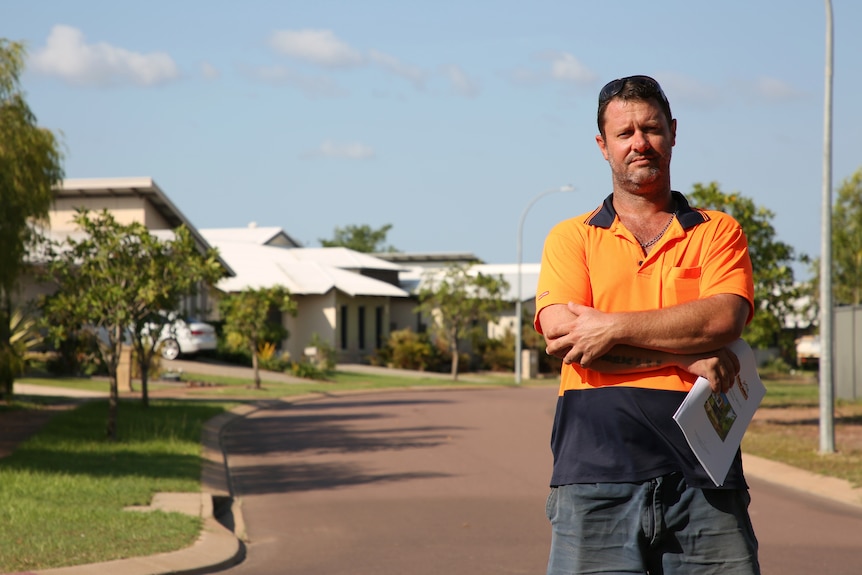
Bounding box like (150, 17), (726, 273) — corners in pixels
(5, 1), (860, 279)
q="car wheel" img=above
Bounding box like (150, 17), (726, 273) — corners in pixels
(161, 338), (180, 360)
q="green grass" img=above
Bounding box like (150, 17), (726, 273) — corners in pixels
(17, 375), (114, 392)
(743, 416), (862, 488)
(0, 399), (232, 573)
(745, 371), (862, 488)
(759, 373), (820, 407)
(174, 368), (522, 399)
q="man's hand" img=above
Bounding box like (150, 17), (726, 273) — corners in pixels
(676, 347), (741, 393)
(542, 302), (618, 367)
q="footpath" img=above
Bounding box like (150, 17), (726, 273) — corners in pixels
(6, 366), (862, 575)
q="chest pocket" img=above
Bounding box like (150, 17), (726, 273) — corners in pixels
(666, 267), (701, 306)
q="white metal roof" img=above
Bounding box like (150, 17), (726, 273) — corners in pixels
(199, 226), (302, 247)
(56, 177), (235, 277)
(286, 246), (406, 271)
(399, 262), (541, 302)
(209, 240), (409, 297)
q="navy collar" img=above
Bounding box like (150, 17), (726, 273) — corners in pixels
(586, 190), (708, 230)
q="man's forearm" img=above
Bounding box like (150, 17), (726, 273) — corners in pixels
(606, 294), (749, 355)
(588, 345), (677, 374)
(540, 294), (751, 368)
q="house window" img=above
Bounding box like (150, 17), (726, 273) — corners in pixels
(358, 306), (366, 350)
(340, 305), (348, 350)
(375, 306), (384, 349)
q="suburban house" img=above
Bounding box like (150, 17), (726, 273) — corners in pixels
(27, 176), (541, 367)
(18, 177), (234, 316)
(375, 252), (539, 343)
(199, 228), (411, 363)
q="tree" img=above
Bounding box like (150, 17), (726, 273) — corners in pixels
(689, 182), (800, 355)
(219, 286), (297, 389)
(319, 223), (398, 253)
(0, 40), (65, 400)
(831, 168), (862, 306)
(125, 225), (225, 407)
(416, 264), (510, 380)
(41, 209), (225, 438)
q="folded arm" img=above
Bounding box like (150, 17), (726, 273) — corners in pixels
(538, 294), (750, 392)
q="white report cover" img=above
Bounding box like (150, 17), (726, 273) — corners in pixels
(673, 339), (767, 487)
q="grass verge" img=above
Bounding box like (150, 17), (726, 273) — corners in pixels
(0, 398), (232, 573)
(743, 372), (862, 488)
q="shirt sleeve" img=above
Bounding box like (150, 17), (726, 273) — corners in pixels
(534, 218), (591, 334)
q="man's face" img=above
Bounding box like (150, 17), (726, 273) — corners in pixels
(596, 98), (677, 192)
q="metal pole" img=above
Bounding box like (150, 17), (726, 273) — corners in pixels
(819, 0), (835, 453)
(515, 185), (575, 384)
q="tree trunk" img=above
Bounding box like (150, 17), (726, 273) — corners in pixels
(0, 303), (13, 402)
(105, 335), (122, 440)
(140, 362), (150, 408)
(0, 345), (13, 402)
(252, 348), (261, 389)
(450, 337), (460, 381)
(107, 375), (119, 440)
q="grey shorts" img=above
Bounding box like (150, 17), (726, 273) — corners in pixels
(545, 472), (760, 575)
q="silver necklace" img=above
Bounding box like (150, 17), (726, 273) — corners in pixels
(638, 214), (675, 249)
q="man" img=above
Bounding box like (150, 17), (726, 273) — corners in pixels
(534, 75), (760, 575)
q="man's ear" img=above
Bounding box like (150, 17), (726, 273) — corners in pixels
(595, 133), (610, 161)
(670, 119), (677, 147)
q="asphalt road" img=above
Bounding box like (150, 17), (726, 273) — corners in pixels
(217, 386), (862, 575)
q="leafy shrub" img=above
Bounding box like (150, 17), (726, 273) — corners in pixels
(130, 343), (163, 379)
(291, 361), (331, 381)
(382, 328), (435, 371)
(477, 331), (515, 372)
(760, 355), (792, 375)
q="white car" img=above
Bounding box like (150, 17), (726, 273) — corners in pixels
(156, 317), (218, 360)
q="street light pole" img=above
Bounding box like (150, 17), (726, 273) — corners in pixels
(515, 185), (576, 384)
(819, 0), (835, 454)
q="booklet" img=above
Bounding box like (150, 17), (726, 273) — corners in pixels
(672, 339), (767, 487)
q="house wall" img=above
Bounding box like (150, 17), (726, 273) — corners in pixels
(390, 296), (424, 334)
(10, 272), (56, 310)
(281, 292), (393, 365)
(283, 292), (338, 362)
(50, 196), (171, 230)
(333, 294), (392, 364)
(488, 299), (535, 339)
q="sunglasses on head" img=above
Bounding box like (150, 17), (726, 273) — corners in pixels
(598, 75), (669, 106)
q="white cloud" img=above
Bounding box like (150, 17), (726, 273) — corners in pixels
(308, 140), (375, 160)
(368, 49), (426, 89)
(547, 52), (597, 84)
(31, 25), (180, 87)
(267, 29), (428, 91)
(504, 52), (596, 88)
(269, 29), (363, 68)
(442, 64), (480, 98)
(200, 61), (220, 80)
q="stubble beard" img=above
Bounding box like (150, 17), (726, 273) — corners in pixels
(611, 153), (671, 193)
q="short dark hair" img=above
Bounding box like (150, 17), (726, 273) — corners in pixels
(597, 75), (673, 135)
